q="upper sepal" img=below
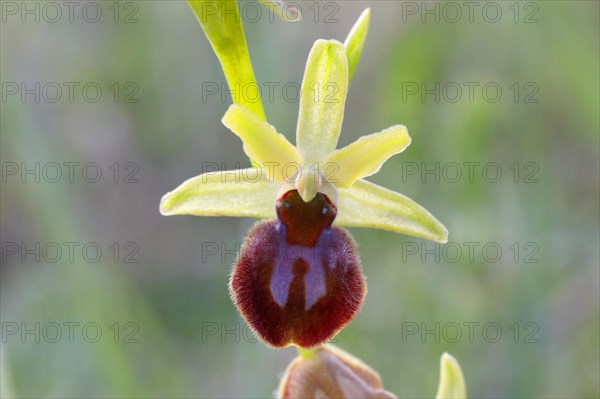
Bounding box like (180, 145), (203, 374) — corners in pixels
(296, 39), (349, 164)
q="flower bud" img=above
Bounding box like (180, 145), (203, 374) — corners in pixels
(277, 345), (396, 398)
(229, 190), (366, 347)
(436, 353), (466, 399)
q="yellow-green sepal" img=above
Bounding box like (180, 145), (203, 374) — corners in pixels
(336, 179), (448, 243)
(160, 168), (278, 218)
(296, 39), (349, 164)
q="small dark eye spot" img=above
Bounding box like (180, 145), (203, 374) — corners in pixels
(283, 201), (291, 208)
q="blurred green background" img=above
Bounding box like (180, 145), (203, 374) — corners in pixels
(1, 1), (598, 398)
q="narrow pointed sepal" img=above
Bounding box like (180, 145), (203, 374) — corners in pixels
(436, 353), (467, 399)
(160, 168), (278, 218)
(336, 179), (448, 243)
(325, 125), (411, 187)
(222, 104), (302, 181)
(296, 39), (349, 164)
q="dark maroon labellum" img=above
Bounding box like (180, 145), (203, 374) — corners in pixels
(229, 190), (366, 348)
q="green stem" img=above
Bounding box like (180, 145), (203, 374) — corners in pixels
(296, 345), (322, 359)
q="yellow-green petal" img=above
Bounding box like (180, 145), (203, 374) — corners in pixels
(436, 353), (467, 399)
(344, 8), (371, 82)
(324, 125), (411, 187)
(335, 179), (448, 243)
(222, 104), (302, 181)
(296, 39), (349, 164)
(160, 168), (277, 218)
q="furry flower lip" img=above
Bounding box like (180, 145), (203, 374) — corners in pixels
(160, 39), (448, 347)
(230, 189), (366, 348)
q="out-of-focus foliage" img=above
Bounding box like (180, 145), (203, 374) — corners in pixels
(1, 1), (598, 398)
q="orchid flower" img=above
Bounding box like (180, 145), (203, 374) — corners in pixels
(161, 4), (447, 348)
(160, 38), (447, 242)
(160, 39), (447, 348)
